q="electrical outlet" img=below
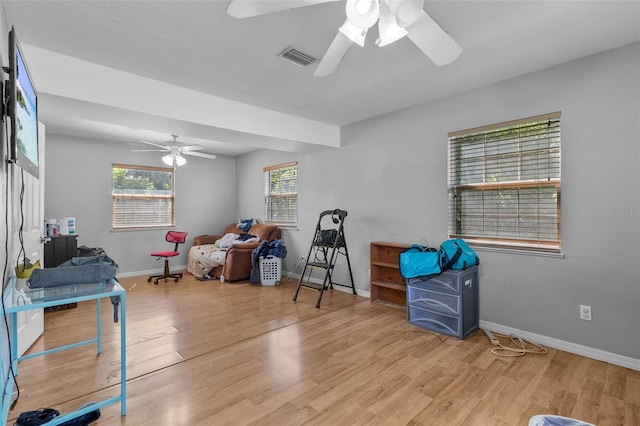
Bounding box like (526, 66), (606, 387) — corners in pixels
(580, 305), (592, 321)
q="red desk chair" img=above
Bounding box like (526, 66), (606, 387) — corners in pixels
(148, 231), (188, 284)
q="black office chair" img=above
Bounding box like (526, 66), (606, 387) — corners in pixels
(148, 231), (188, 284)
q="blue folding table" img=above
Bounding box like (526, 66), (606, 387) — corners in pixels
(1, 277), (126, 425)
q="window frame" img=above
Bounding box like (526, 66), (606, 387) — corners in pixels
(111, 163), (175, 230)
(264, 161), (298, 228)
(448, 112), (561, 253)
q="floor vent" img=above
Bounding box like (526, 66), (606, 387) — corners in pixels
(277, 46), (318, 68)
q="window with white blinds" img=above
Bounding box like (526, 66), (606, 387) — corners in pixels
(112, 164), (175, 229)
(264, 162), (298, 226)
(448, 112), (561, 252)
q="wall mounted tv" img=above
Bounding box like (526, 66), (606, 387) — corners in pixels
(7, 25), (39, 179)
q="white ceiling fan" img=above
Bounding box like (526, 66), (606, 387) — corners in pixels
(226, 0), (462, 77)
(132, 135), (217, 167)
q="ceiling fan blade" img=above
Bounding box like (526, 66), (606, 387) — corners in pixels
(182, 151), (217, 160)
(138, 140), (171, 150)
(180, 145), (204, 152)
(227, 0), (339, 19)
(406, 10), (462, 66)
(314, 31), (353, 77)
(130, 149), (167, 152)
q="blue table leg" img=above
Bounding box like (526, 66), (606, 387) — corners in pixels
(10, 313), (18, 375)
(120, 293), (127, 415)
(96, 298), (102, 354)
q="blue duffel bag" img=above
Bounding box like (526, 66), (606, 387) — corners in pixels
(399, 244), (445, 279)
(440, 238), (479, 270)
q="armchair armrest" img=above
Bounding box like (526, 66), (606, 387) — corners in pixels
(228, 241), (262, 251)
(223, 243), (260, 282)
(193, 234), (222, 246)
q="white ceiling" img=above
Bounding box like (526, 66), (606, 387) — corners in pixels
(2, 0), (640, 156)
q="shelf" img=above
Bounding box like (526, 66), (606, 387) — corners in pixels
(371, 280), (405, 292)
(370, 241), (410, 308)
(371, 260), (400, 269)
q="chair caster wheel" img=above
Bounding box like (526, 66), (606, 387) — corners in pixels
(147, 277), (152, 282)
(174, 278), (179, 282)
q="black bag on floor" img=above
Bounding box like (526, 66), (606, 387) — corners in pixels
(16, 408), (60, 425)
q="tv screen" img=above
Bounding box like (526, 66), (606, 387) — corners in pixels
(8, 26), (39, 179)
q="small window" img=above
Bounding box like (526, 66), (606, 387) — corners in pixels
(264, 162), (298, 226)
(112, 164), (175, 229)
(448, 112), (561, 252)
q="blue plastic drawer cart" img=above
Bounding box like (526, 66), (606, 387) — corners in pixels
(1, 277), (126, 425)
(406, 265), (479, 339)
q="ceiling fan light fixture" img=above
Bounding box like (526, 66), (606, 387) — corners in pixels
(162, 154), (174, 166)
(345, 0), (380, 34)
(376, 3), (408, 46)
(225, 0), (462, 77)
(162, 152), (187, 167)
(339, 19), (367, 46)
(175, 155), (187, 167)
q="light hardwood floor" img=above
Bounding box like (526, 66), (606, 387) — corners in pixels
(7, 272), (640, 425)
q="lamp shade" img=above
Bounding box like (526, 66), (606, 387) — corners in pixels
(376, 2), (407, 46)
(342, 0), (379, 46)
(175, 155), (187, 167)
(162, 152), (187, 167)
(162, 154), (174, 166)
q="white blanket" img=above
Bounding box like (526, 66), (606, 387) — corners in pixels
(187, 233), (261, 278)
(187, 245), (227, 278)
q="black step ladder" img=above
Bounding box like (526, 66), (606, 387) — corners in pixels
(293, 209), (356, 308)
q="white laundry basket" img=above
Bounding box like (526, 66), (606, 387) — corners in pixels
(260, 256), (282, 286)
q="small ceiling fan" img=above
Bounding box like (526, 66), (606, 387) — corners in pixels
(226, 0), (462, 77)
(132, 135), (217, 167)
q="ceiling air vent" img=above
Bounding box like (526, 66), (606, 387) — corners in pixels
(277, 46), (318, 68)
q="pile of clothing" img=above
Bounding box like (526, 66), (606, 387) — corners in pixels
(250, 239), (287, 284)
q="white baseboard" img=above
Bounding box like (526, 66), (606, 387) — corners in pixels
(117, 264), (188, 279)
(480, 320), (640, 371)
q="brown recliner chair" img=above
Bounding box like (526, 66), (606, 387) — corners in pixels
(192, 223), (282, 282)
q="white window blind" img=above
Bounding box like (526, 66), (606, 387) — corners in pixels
(448, 112), (561, 252)
(112, 164), (175, 229)
(264, 162), (298, 226)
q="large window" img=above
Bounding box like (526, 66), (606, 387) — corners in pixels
(448, 112), (561, 252)
(264, 162), (298, 226)
(112, 164), (175, 229)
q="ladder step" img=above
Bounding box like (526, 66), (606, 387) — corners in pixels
(298, 280), (324, 291)
(306, 261), (331, 269)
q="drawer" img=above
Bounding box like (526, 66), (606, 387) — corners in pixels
(407, 285), (460, 316)
(408, 305), (460, 338)
(406, 271), (461, 293)
(406, 266), (478, 294)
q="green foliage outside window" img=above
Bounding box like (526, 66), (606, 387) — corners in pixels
(112, 165), (174, 229)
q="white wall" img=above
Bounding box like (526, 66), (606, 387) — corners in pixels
(44, 134), (238, 273)
(236, 42), (640, 361)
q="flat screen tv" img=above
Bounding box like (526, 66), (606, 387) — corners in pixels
(7, 26), (39, 179)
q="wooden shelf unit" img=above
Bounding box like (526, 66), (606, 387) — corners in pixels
(370, 241), (410, 307)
